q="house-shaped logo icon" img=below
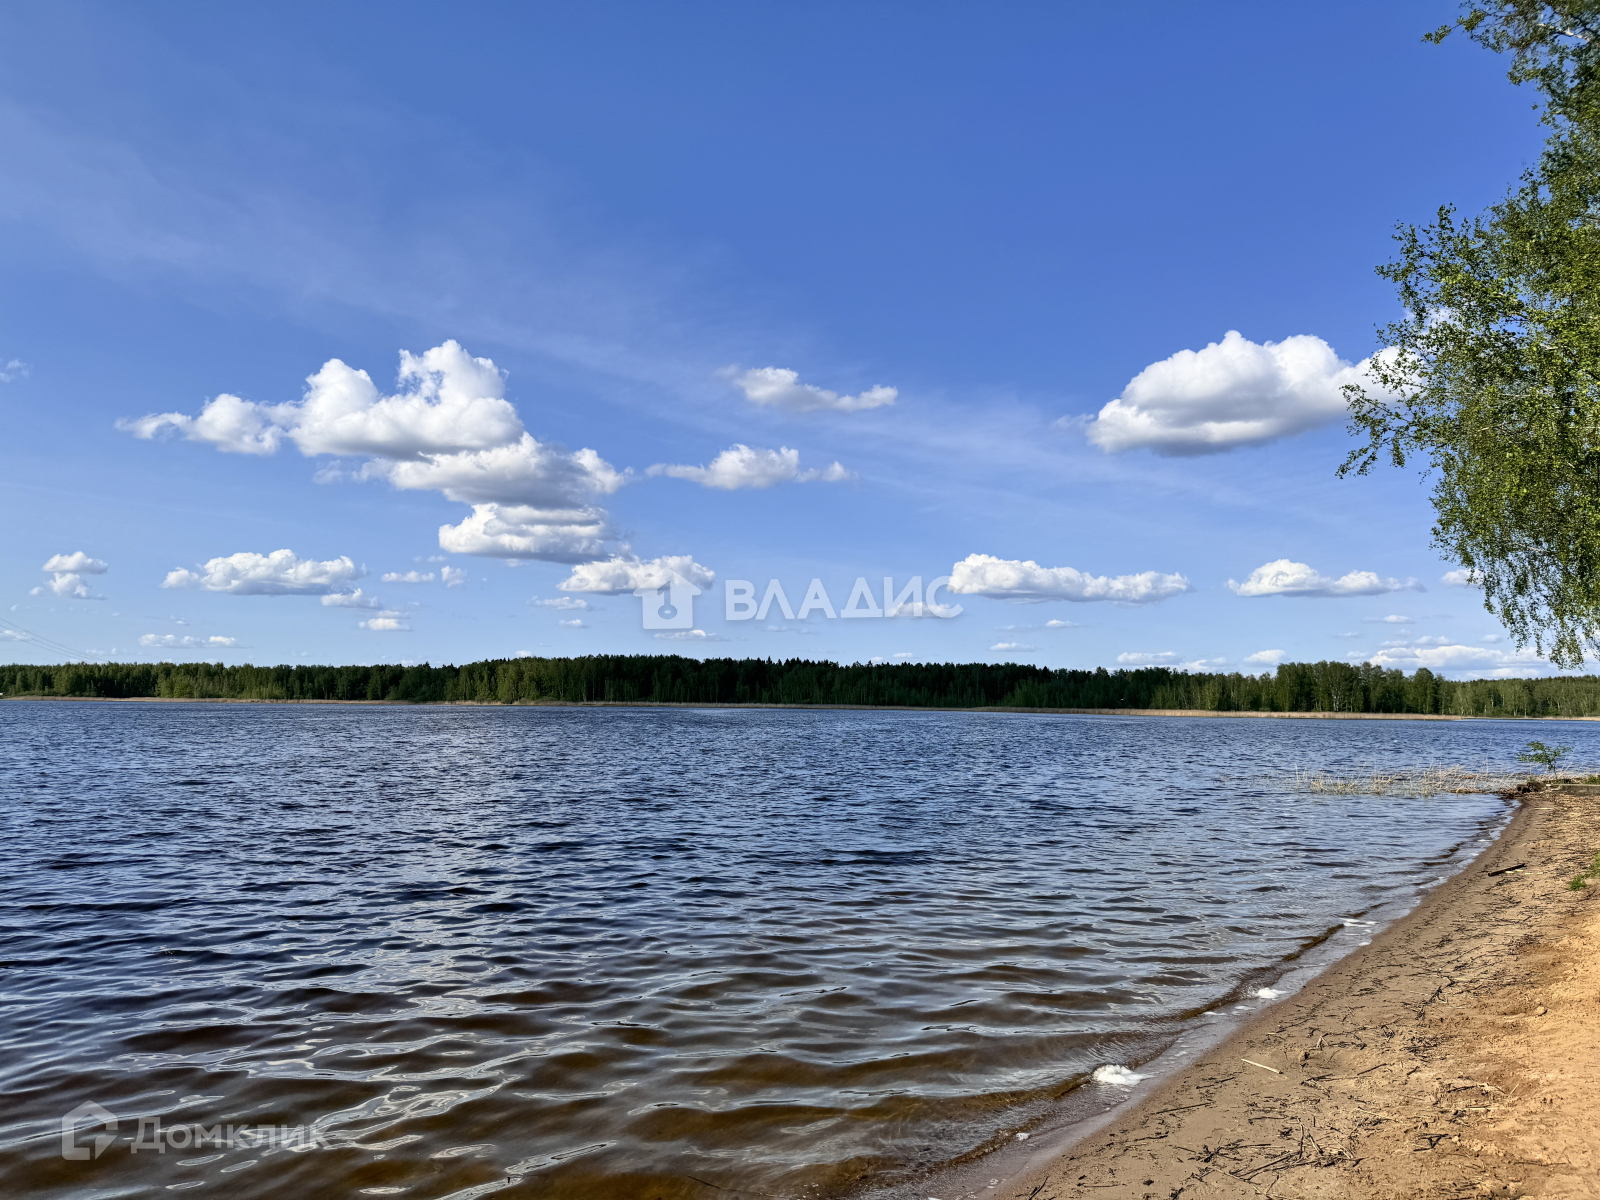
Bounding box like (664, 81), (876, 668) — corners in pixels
(635, 571), (701, 630)
(61, 1100), (117, 1161)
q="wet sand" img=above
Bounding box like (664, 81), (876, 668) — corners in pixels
(917, 785), (1600, 1199)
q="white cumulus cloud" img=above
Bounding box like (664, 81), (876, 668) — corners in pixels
(1442, 568), (1483, 588)
(139, 634), (238, 649)
(321, 588), (383, 610)
(1365, 642), (1548, 677)
(1117, 651), (1179, 665)
(43, 552), (108, 575)
(648, 444), (852, 489)
(360, 611), (410, 631)
(33, 551), (109, 600)
(1244, 649), (1284, 665)
(654, 628), (727, 641)
(1229, 559), (1422, 598)
(1085, 331), (1394, 455)
(119, 340), (521, 459)
(438, 504), (611, 562)
(0, 359), (29, 383)
(727, 366), (897, 413)
(558, 618), (587, 628)
(948, 553), (1191, 604)
(383, 570), (435, 583)
(163, 550), (363, 595)
(119, 341), (631, 563)
(119, 392), (285, 455)
(990, 641), (1034, 652)
(370, 433), (626, 506)
(33, 574), (96, 599)
(559, 555), (716, 595)
(441, 566), (466, 587)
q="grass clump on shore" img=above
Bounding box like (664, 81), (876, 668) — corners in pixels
(1567, 852), (1600, 891)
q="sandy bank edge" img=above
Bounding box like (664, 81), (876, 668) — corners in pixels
(905, 788), (1600, 1200)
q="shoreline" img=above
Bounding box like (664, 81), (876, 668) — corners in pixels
(907, 785), (1600, 1199)
(3, 695), (1596, 721)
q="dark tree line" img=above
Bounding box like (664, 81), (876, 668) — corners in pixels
(1, 655), (1596, 717)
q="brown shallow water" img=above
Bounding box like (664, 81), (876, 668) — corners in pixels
(0, 703), (1549, 1198)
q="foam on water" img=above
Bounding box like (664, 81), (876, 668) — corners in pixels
(1092, 1065), (1147, 1086)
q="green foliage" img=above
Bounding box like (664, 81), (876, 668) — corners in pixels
(1342, 3), (1600, 666)
(1517, 737), (1573, 770)
(3, 655), (1600, 716)
(1424, 4), (1600, 114)
(1570, 850), (1600, 890)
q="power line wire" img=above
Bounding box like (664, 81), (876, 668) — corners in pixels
(0, 618), (109, 662)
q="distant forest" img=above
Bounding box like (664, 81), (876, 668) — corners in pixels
(2, 655), (1598, 717)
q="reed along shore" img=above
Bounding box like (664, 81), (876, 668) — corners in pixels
(912, 784), (1600, 1200)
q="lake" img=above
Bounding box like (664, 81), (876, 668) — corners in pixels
(0, 703), (1567, 1198)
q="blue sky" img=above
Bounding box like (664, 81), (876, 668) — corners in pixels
(0, 2), (1560, 677)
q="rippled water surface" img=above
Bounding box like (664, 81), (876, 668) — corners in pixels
(1, 703), (1576, 1198)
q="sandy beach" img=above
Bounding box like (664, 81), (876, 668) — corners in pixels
(916, 784), (1600, 1200)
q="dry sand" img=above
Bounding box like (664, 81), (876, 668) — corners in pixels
(937, 786), (1600, 1200)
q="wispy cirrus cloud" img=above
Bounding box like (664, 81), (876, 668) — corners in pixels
(530, 595), (596, 611)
